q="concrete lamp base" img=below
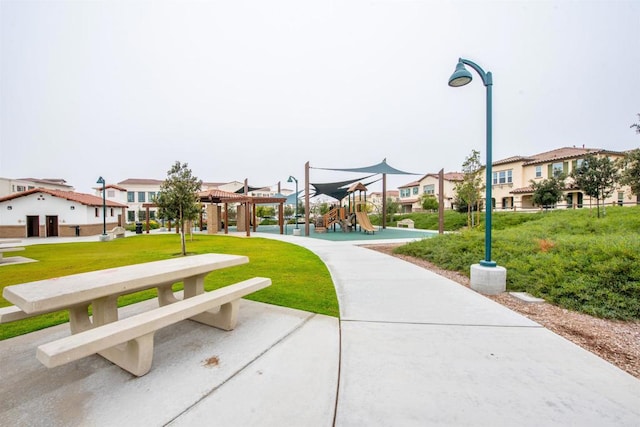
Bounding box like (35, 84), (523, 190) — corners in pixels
(470, 263), (507, 295)
(293, 228), (301, 236)
(99, 234), (111, 242)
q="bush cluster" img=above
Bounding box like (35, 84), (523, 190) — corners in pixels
(395, 207), (640, 320)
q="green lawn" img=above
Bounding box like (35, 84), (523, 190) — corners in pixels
(395, 206), (640, 320)
(0, 234), (338, 340)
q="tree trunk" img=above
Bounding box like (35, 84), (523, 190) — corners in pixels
(180, 211), (186, 256)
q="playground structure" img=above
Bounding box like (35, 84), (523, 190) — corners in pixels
(314, 182), (377, 234)
(304, 159), (417, 237)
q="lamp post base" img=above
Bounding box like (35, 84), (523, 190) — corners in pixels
(99, 234), (111, 242)
(293, 228), (301, 236)
(470, 263), (506, 295)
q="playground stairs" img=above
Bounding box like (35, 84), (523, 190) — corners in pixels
(323, 207), (346, 229)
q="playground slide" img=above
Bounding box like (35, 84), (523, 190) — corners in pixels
(355, 211), (376, 234)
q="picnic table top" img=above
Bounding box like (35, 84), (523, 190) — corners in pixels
(3, 253), (248, 314)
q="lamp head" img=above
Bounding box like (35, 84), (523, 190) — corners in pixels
(96, 176), (105, 185)
(448, 61), (472, 87)
(287, 176), (296, 183)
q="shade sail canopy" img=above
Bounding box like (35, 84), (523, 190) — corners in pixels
(235, 185), (266, 194)
(313, 158), (417, 175)
(310, 176), (380, 201)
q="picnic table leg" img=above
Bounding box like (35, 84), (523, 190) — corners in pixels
(182, 274), (239, 330)
(190, 300), (240, 331)
(68, 296), (118, 334)
(182, 274), (206, 297)
(69, 305), (93, 334)
(157, 283), (180, 306)
(92, 296), (119, 326)
(99, 332), (155, 377)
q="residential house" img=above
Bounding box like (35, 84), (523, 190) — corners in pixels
(0, 188), (127, 238)
(398, 172), (463, 213)
(115, 178), (262, 223)
(492, 147), (630, 210)
(0, 177), (73, 197)
(369, 190), (399, 214)
(116, 179), (164, 223)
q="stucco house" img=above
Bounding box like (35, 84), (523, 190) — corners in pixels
(115, 178), (247, 223)
(0, 188), (127, 238)
(0, 177), (73, 197)
(398, 172), (463, 213)
(368, 190), (399, 214)
(492, 146), (631, 210)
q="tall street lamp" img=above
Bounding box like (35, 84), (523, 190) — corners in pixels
(287, 175), (299, 230)
(448, 57), (506, 294)
(96, 176), (107, 238)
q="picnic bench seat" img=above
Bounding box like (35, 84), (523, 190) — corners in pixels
(1, 253), (270, 376)
(109, 226), (126, 239)
(37, 277), (271, 376)
(0, 243), (25, 262)
(397, 219), (414, 229)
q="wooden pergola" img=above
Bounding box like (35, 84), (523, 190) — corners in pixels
(198, 189), (287, 237)
(141, 187), (287, 237)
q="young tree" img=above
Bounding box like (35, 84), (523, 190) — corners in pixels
(156, 161), (202, 255)
(385, 197), (399, 223)
(256, 205), (275, 219)
(421, 194), (439, 212)
(454, 150), (484, 227)
(618, 148), (640, 202)
(570, 153), (620, 218)
(530, 175), (565, 211)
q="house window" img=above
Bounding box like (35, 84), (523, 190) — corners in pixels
(16, 185), (26, 192)
(492, 170), (513, 185)
(552, 162), (564, 177)
(138, 192), (146, 203)
(535, 166), (542, 178)
(107, 190), (115, 198)
(110, 208), (114, 216)
(127, 192), (135, 203)
(400, 188), (411, 197)
(139, 210), (147, 221)
(148, 192), (156, 202)
(412, 187), (419, 195)
(95, 207), (99, 217)
(127, 211), (135, 222)
(423, 184), (435, 195)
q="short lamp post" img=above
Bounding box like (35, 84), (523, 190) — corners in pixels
(448, 57), (506, 294)
(287, 175), (299, 230)
(96, 176), (107, 239)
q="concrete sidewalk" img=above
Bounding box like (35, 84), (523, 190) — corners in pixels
(261, 233), (640, 426)
(1, 232), (639, 426)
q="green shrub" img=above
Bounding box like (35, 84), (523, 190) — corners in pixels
(395, 206), (640, 320)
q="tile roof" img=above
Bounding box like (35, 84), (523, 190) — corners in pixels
(509, 186), (534, 194)
(493, 156), (531, 166)
(398, 181), (420, 189)
(16, 178), (72, 188)
(494, 147), (625, 167)
(399, 198), (420, 204)
(410, 172), (464, 184)
(0, 188), (128, 207)
(103, 184), (128, 191)
(197, 189), (286, 204)
(117, 178), (165, 186)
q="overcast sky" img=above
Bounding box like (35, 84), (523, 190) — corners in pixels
(1, 0), (639, 195)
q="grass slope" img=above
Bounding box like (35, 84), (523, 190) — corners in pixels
(0, 234), (338, 340)
(395, 206), (640, 320)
